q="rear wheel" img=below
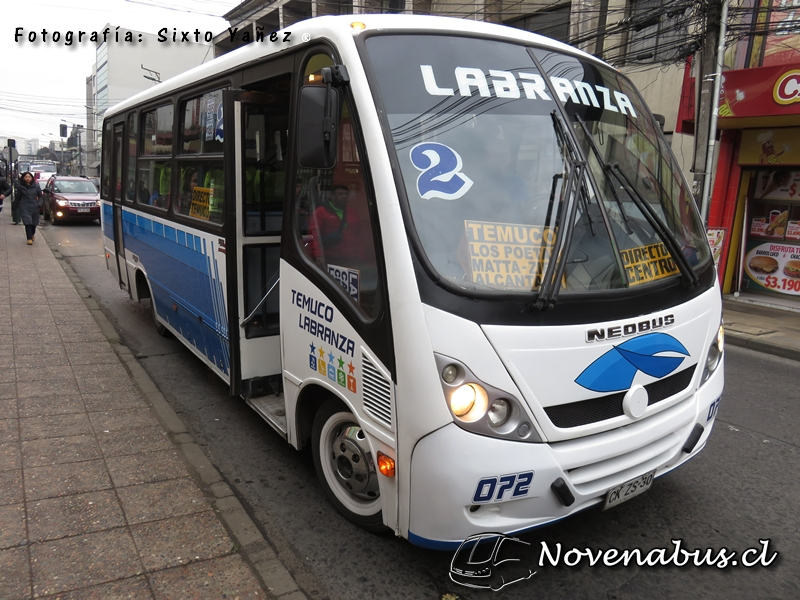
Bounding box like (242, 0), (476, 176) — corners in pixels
(148, 296), (170, 337)
(312, 400), (385, 532)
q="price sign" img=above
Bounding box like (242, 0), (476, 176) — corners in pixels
(744, 241), (800, 296)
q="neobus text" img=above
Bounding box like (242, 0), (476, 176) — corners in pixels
(586, 315), (675, 343)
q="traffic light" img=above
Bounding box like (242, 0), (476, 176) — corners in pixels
(60, 124), (68, 137)
(7, 139), (15, 148)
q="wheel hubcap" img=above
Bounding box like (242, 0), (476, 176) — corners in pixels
(329, 423), (379, 499)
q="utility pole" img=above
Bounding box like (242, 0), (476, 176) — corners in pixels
(691, 0), (724, 221)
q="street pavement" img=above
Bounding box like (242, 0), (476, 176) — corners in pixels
(2, 205), (799, 599)
(0, 211), (307, 599)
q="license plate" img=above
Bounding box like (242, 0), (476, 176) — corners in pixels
(77, 208), (90, 213)
(603, 469), (655, 510)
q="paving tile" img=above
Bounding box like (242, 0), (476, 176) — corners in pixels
(24, 460), (112, 501)
(12, 340), (66, 356)
(131, 511), (233, 572)
(16, 378), (81, 399)
(0, 546), (31, 600)
(78, 377), (139, 395)
(0, 366), (14, 383)
(0, 353), (16, 368)
(22, 434), (102, 467)
(0, 418), (18, 443)
(0, 398), (17, 417)
(30, 529), (143, 597)
(59, 332), (109, 344)
(0, 469), (24, 506)
(106, 450), (187, 487)
(147, 554), (264, 600)
(18, 394), (85, 417)
(20, 412), (92, 441)
(0, 442), (22, 471)
(117, 478), (208, 524)
(68, 352), (123, 366)
(82, 391), (147, 413)
(72, 364), (129, 380)
(16, 365), (75, 381)
(0, 503), (26, 550)
(52, 576), (155, 600)
(0, 382), (16, 400)
(27, 489), (126, 543)
(98, 426), (172, 458)
(89, 408), (159, 432)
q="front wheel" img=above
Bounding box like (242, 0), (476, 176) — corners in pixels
(312, 400), (386, 532)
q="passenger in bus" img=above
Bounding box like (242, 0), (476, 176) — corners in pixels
(177, 168), (198, 214)
(308, 184), (366, 267)
(137, 180), (150, 204)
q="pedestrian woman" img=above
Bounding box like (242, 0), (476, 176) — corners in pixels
(15, 171), (43, 244)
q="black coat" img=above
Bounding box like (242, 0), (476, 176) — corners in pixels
(0, 177), (11, 202)
(14, 179), (42, 225)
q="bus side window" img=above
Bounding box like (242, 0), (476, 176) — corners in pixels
(295, 57), (382, 319)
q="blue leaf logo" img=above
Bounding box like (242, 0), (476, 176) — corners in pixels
(575, 333), (689, 393)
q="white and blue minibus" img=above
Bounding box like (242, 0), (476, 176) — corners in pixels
(101, 15), (724, 549)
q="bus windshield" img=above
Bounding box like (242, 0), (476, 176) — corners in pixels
(363, 35), (710, 295)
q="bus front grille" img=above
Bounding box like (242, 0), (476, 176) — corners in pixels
(544, 365), (696, 429)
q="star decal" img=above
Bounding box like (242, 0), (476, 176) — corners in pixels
(337, 357), (345, 369)
(318, 347), (325, 358)
(328, 351), (335, 364)
(309, 343), (316, 355)
(348, 361), (355, 375)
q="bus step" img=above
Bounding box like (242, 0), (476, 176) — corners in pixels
(246, 394), (288, 440)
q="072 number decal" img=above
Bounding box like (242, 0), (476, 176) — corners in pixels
(472, 471), (535, 504)
(409, 142), (474, 200)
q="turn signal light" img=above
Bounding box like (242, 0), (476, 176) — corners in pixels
(350, 21), (366, 30)
(376, 452), (395, 477)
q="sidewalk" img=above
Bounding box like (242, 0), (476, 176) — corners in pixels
(723, 294), (800, 362)
(0, 213), (306, 598)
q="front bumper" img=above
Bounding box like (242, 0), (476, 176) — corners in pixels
(408, 363), (724, 549)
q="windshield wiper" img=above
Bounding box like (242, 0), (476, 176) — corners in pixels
(575, 115), (633, 235)
(574, 115), (698, 289)
(535, 111), (585, 310)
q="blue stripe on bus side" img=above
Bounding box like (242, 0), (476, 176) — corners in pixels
(102, 204), (114, 241)
(121, 209), (230, 375)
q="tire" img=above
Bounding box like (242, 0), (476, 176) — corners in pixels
(312, 399), (386, 533)
(149, 296), (170, 337)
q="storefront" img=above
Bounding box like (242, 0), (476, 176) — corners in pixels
(706, 63), (800, 306)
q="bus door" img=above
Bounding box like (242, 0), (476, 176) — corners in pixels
(110, 123), (129, 291)
(224, 88), (290, 407)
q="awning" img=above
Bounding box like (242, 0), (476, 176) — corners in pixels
(88, 161), (100, 168)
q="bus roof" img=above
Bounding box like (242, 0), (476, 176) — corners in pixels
(104, 14), (600, 119)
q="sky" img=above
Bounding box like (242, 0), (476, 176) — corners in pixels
(2, 0), (240, 147)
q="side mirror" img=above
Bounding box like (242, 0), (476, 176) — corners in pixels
(296, 65), (349, 170)
(297, 86), (339, 169)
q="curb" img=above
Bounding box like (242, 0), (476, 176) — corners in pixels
(46, 237), (308, 600)
(724, 331), (800, 363)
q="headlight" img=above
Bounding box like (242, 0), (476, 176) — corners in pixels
(487, 399), (510, 427)
(435, 353), (542, 442)
(702, 323), (724, 383)
(56, 199), (69, 207)
(449, 383), (488, 422)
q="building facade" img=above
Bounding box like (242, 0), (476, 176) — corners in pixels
(702, 1), (800, 309)
(85, 25), (213, 176)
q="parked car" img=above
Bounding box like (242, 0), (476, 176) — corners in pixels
(43, 175), (100, 224)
